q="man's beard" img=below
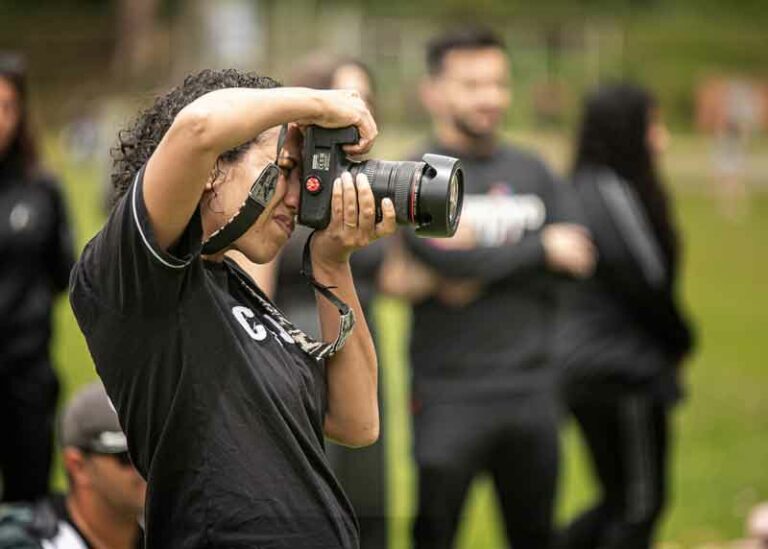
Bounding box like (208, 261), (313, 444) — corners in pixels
(452, 113), (496, 143)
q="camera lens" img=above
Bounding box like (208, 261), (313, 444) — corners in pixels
(348, 154), (463, 237)
(448, 169), (461, 229)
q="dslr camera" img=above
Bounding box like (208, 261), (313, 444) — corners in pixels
(299, 126), (464, 237)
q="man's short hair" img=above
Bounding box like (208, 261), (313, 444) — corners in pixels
(426, 26), (506, 76)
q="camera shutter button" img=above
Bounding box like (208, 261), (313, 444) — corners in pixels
(305, 176), (322, 194)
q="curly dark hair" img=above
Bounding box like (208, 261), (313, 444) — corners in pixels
(111, 69), (281, 199)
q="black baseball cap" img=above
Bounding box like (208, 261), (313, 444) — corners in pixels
(60, 382), (128, 454)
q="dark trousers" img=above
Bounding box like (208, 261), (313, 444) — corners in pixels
(558, 391), (669, 549)
(0, 359), (59, 502)
(412, 393), (560, 549)
(327, 429), (388, 549)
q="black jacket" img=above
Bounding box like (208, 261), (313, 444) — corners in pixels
(556, 166), (694, 400)
(0, 164), (75, 372)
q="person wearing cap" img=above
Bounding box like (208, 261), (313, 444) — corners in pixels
(0, 381), (145, 548)
(57, 381), (146, 549)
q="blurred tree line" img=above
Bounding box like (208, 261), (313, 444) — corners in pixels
(0, 0), (766, 129)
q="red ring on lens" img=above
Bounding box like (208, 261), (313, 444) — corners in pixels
(409, 170), (420, 222)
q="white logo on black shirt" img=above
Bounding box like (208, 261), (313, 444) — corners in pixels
(462, 194), (545, 246)
(232, 306), (294, 345)
(9, 202), (32, 232)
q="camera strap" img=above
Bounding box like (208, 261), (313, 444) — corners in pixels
(299, 230), (356, 358)
(222, 232), (354, 361)
(201, 125), (289, 256)
(201, 163), (279, 255)
(225, 257), (349, 361)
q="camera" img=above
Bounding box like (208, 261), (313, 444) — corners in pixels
(299, 126), (464, 237)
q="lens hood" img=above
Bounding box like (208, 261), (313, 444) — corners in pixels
(415, 154), (464, 237)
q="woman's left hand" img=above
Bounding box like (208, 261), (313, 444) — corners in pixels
(311, 171), (397, 267)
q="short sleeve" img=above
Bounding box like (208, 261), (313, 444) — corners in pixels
(70, 166), (202, 325)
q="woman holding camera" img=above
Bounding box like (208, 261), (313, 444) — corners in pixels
(69, 69), (395, 547)
(556, 83), (694, 549)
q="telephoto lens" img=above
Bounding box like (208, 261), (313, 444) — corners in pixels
(299, 126), (464, 236)
(349, 154), (464, 237)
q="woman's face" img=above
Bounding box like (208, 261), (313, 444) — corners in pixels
(204, 126), (301, 263)
(0, 76), (21, 158)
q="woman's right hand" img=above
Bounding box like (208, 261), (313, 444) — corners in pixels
(299, 89), (378, 156)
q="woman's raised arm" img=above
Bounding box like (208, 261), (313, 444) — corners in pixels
(143, 87), (376, 251)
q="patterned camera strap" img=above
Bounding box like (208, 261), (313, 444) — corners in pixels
(201, 125), (289, 256)
(226, 231), (355, 361)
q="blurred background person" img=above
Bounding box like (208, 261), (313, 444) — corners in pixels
(0, 381), (145, 548)
(0, 52), (75, 503)
(556, 83), (695, 549)
(385, 27), (595, 549)
(712, 119), (749, 219)
(249, 54), (388, 549)
(741, 502), (768, 548)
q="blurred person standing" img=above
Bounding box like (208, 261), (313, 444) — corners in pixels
(0, 381), (145, 547)
(556, 83), (694, 549)
(386, 27), (595, 549)
(0, 53), (75, 503)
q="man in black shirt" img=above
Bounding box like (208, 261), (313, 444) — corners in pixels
(391, 28), (595, 548)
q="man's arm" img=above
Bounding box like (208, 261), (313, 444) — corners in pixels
(403, 229), (546, 284)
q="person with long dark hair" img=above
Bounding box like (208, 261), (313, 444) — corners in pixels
(0, 52), (75, 503)
(69, 68), (395, 547)
(556, 83), (695, 548)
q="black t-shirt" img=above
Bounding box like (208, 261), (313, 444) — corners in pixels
(403, 142), (565, 403)
(69, 168), (358, 548)
(0, 165), (74, 371)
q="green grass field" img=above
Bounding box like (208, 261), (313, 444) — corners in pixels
(46, 131), (767, 548)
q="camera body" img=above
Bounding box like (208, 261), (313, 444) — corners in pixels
(299, 125), (464, 237)
(299, 126), (359, 230)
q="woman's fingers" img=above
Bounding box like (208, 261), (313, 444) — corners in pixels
(375, 198), (397, 239)
(331, 176), (344, 228)
(327, 171), (394, 248)
(334, 89), (377, 156)
(341, 171), (358, 230)
(343, 110), (377, 156)
(313, 172), (394, 265)
(356, 174), (376, 234)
